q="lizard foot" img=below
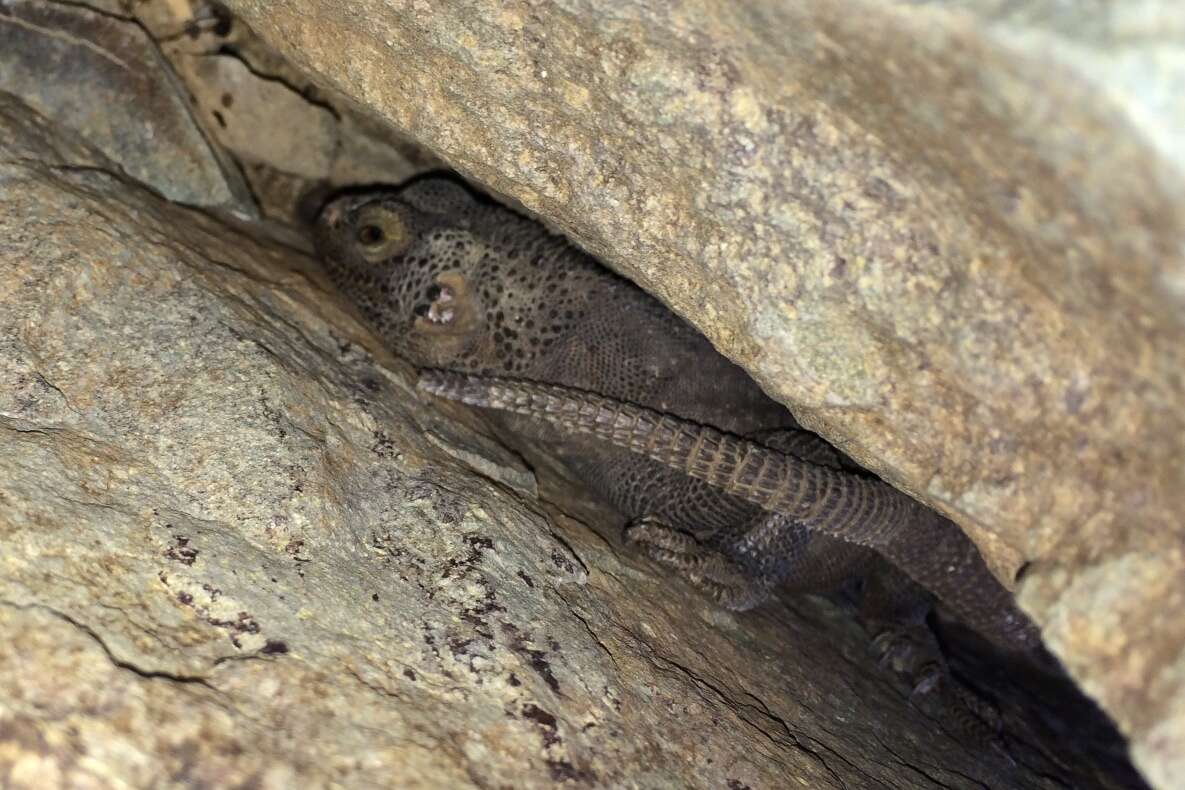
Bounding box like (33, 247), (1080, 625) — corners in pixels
(625, 516), (773, 610)
(872, 626), (944, 688)
(940, 680), (1013, 765)
(950, 680), (1005, 735)
(873, 625), (1009, 757)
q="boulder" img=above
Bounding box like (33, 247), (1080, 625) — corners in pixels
(2, 91), (1108, 788)
(0, 0), (252, 211)
(217, 3), (1185, 786)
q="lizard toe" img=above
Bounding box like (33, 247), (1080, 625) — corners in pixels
(624, 517), (701, 554)
(908, 663), (944, 700)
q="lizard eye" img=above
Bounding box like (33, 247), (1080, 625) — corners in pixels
(354, 205), (414, 262)
(357, 224), (384, 245)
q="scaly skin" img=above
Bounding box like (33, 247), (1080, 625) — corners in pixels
(312, 176), (1039, 745)
(415, 368), (1038, 651)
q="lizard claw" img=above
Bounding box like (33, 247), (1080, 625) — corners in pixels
(873, 628), (924, 673)
(991, 737), (1019, 769)
(908, 664), (943, 700)
(624, 517), (700, 554)
(624, 516), (774, 611)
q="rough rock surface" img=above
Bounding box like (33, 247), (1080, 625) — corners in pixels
(0, 0), (252, 211)
(4, 92), (1127, 788)
(219, 2), (1185, 786)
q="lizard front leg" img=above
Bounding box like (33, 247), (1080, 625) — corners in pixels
(625, 516), (779, 611)
(859, 564), (1009, 754)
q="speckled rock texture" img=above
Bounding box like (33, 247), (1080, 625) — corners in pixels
(218, 2), (1185, 786)
(3, 91), (1126, 788)
(0, 0), (252, 211)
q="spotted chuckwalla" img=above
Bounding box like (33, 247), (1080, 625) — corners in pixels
(312, 176), (1041, 744)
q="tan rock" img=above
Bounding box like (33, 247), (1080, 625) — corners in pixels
(213, 2), (1185, 786)
(0, 0), (252, 211)
(2, 92), (1109, 788)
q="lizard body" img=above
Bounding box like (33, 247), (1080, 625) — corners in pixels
(312, 176), (1039, 734)
(415, 369), (1036, 649)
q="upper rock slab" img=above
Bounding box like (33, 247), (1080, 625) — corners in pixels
(219, 2), (1185, 786)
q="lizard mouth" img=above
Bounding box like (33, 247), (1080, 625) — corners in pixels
(421, 283), (456, 325)
(412, 271), (477, 337)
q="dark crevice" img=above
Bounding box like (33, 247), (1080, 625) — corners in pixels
(555, 592), (620, 673)
(5, 425), (52, 437)
(1, 599), (217, 690)
(627, 638), (857, 788)
(41, 0), (134, 22)
(2, 159), (128, 183)
(31, 372), (81, 415)
(870, 731), (981, 790)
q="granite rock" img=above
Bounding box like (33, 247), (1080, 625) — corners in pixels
(218, 3), (1185, 786)
(0, 91), (1102, 789)
(0, 0), (253, 211)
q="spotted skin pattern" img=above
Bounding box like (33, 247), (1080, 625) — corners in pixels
(313, 176), (1037, 745)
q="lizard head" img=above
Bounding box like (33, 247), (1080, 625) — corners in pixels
(312, 178), (494, 369)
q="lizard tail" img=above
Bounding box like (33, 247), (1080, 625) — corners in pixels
(418, 369), (1040, 651)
